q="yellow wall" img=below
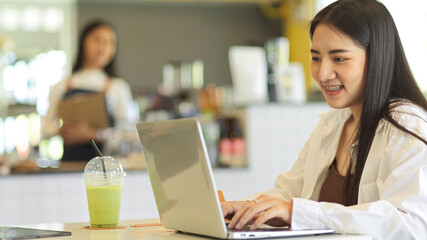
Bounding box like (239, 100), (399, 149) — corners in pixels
(281, 0), (316, 98)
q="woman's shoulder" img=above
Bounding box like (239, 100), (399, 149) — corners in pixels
(110, 77), (130, 88)
(388, 99), (427, 123)
(384, 99), (427, 140)
(106, 77), (132, 97)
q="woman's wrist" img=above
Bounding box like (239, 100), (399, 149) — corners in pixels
(288, 199), (293, 226)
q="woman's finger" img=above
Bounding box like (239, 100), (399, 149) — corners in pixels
(221, 201), (247, 218)
(227, 195), (277, 229)
(251, 201), (292, 229)
(231, 200), (274, 229)
(221, 202), (235, 217)
(250, 208), (281, 230)
(227, 201), (255, 229)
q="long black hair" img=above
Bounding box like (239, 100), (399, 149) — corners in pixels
(309, 0), (427, 206)
(72, 20), (118, 77)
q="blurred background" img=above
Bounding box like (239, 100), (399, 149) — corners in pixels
(0, 0), (426, 174)
(0, 0), (426, 226)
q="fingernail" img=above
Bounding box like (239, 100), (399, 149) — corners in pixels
(236, 223), (241, 229)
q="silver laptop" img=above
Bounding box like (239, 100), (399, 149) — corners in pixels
(136, 118), (334, 239)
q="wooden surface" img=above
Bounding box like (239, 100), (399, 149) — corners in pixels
(11, 161), (87, 174)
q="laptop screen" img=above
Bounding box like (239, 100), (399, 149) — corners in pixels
(137, 118), (335, 239)
(137, 118), (229, 239)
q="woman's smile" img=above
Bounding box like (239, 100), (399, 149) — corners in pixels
(323, 84), (344, 95)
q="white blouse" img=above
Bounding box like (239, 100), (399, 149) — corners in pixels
(254, 101), (427, 240)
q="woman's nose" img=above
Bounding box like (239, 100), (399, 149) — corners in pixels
(317, 61), (336, 81)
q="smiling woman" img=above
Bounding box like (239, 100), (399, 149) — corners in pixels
(222, 0), (427, 239)
(308, 0), (427, 206)
(310, 24), (368, 113)
(319, 0), (427, 95)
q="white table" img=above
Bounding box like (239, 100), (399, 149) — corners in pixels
(12, 219), (372, 240)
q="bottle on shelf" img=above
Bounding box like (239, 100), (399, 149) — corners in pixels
(218, 117), (246, 168)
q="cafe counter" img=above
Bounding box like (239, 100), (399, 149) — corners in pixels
(0, 103), (330, 226)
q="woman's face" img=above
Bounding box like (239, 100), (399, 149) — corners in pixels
(83, 25), (117, 69)
(310, 24), (368, 112)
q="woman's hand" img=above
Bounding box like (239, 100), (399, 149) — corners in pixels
(59, 120), (97, 145)
(226, 195), (293, 230)
(221, 201), (248, 219)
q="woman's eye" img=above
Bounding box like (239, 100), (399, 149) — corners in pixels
(334, 57), (346, 62)
(312, 57), (320, 61)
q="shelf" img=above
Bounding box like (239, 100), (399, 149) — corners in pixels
(7, 103), (37, 116)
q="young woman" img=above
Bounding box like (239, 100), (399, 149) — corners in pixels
(43, 20), (136, 161)
(222, 0), (427, 239)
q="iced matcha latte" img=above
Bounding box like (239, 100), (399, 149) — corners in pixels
(83, 156), (126, 228)
(86, 185), (123, 227)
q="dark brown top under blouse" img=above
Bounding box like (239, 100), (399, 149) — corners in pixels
(318, 159), (354, 206)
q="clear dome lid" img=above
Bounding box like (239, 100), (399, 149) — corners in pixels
(83, 156), (125, 177)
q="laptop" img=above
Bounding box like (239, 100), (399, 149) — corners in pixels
(136, 118), (334, 239)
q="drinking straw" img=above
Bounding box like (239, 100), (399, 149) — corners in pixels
(90, 139), (107, 174)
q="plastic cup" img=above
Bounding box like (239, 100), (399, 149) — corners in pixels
(83, 156), (126, 228)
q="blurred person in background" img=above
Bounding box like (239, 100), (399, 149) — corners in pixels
(43, 20), (137, 161)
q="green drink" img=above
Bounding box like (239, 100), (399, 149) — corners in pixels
(83, 156), (126, 228)
(86, 185), (123, 228)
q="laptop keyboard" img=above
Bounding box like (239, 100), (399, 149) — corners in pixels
(227, 225), (290, 232)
